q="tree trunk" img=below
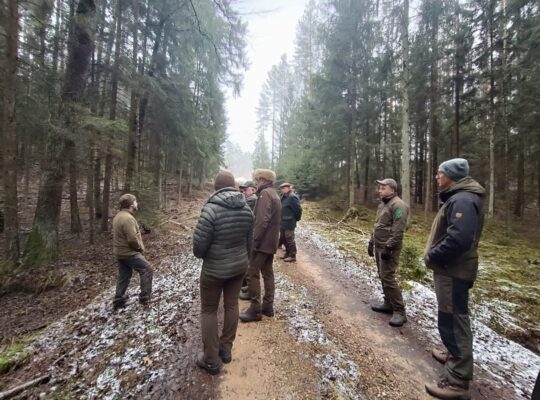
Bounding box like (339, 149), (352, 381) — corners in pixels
(24, 0), (96, 266)
(3, 0), (21, 263)
(68, 141), (82, 233)
(124, 0), (140, 192)
(429, 2), (440, 212)
(101, 0), (123, 232)
(400, 0), (410, 205)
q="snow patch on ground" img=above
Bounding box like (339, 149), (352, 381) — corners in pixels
(275, 272), (364, 399)
(298, 225), (540, 399)
(29, 249), (202, 399)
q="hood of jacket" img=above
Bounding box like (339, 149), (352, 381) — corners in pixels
(440, 177), (485, 202)
(207, 187), (247, 209)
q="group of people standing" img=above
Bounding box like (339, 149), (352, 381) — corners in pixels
(370, 158), (485, 400)
(110, 158), (488, 400)
(192, 168), (302, 375)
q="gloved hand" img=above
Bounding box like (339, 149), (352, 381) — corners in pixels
(368, 240), (374, 257)
(381, 246), (392, 261)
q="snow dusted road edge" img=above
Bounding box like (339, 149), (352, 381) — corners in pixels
(274, 273), (364, 399)
(29, 250), (203, 400)
(297, 225), (539, 399)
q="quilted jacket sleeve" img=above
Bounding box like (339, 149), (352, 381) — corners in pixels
(193, 203), (216, 259)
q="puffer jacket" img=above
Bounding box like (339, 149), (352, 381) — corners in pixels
(372, 195), (409, 250)
(425, 177), (486, 282)
(193, 187), (254, 279)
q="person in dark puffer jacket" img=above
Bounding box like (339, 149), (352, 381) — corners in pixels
(193, 170), (254, 375)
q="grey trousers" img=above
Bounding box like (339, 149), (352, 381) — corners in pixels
(114, 254), (153, 306)
(434, 273), (474, 385)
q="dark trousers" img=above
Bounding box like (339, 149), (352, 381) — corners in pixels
(434, 274), (474, 385)
(114, 254), (153, 306)
(200, 271), (244, 364)
(279, 229), (297, 257)
(246, 251), (275, 308)
(375, 247), (405, 312)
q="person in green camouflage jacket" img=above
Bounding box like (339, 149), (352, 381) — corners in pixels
(368, 178), (409, 327)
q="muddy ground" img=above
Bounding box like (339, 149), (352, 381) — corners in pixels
(0, 194), (539, 399)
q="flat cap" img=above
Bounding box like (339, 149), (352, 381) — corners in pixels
(375, 178), (398, 190)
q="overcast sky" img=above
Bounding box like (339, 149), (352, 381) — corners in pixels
(226, 0), (309, 153)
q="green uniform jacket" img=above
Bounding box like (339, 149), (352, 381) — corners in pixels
(425, 177), (485, 282)
(193, 188), (254, 280)
(372, 195), (409, 250)
(113, 209), (145, 259)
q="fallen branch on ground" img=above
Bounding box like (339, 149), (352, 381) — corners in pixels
(0, 375), (50, 400)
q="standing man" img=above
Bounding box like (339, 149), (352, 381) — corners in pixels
(239, 180), (258, 300)
(368, 178), (409, 327)
(193, 170), (254, 375)
(424, 158), (485, 400)
(240, 169), (281, 322)
(112, 193), (153, 310)
(242, 180), (258, 211)
(279, 183), (302, 262)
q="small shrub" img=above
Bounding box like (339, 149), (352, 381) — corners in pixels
(399, 241), (427, 282)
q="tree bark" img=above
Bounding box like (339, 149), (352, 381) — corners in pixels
(101, 0), (123, 232)
(25, 0), (96, 266)
(68, 141), (82, 233)
(3, 0), (21, 263)
(400, 0), (411, 205)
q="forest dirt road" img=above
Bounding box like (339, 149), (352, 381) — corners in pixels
(220, 229), (523, 400)
(1, 206), (537, 399)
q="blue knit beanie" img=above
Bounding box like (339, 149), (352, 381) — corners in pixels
(438, 158), (469, 181)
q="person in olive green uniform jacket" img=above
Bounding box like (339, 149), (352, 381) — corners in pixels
(424, 158), (485, 400)
(112, 194), (153, 309)
(368, 178), (409, 327)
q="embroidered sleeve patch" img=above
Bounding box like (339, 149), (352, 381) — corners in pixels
(394, 208), (403, 218)
(455, 212), (463, 219)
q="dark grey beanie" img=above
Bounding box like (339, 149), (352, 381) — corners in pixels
(438, 158), (469, 181)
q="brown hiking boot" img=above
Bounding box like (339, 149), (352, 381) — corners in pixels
(371, 301), (393, 314)
(425, 377), (470, 400)
(239, 304), (262, 323)
(432, 348), (450, 364)
(283, 256), (296, 262)
(389, 311), (407, 327)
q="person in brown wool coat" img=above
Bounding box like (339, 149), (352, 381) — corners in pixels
(239, 168), (281, 322)
(192, 170), (254, 375)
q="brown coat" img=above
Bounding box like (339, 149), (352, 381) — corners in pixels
(113, 209), (145, 259)
(253, 183), (281, 254)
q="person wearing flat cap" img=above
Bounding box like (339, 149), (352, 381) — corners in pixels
(368, 178), (409, 327)
(241, 180), (258, 211)
(424, 158), (485, 400)
(278, 182), (302, 262)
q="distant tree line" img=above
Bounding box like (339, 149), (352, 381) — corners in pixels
(0, 0), (247, 267)
(254, 0), (539, 223)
